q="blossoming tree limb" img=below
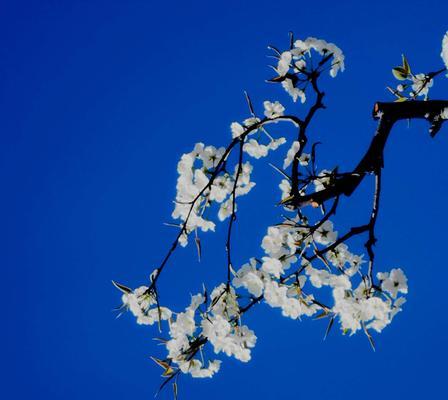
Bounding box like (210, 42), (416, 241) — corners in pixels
(114, 32), (448, 396)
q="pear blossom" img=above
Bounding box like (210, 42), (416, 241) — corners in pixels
(279, 179), (292, 201)
(233, 258), (264, 297)
(283, 141), (301, 169)
(377, 268), (408, 298)
(293, 37), (345, 77)
(261, 256), (284, 278)
(243, 137), (286, 159)
(261, 226), (296, 257)
(231, 122), (245, 138)
(314, 169), (332, 192)
(281, 78), (306, 103)
(201, 315), (257, 362)
(411, 73), (433, 99)
(120, 285), (172, 326)
(276, 51), (292, 76)
(179, 359), (221, 378)
(442, 31), (448, 74)
(114, 33), (424, 388)
(263, 100), (285, 119)
(441, 107), (448, 120)
(313, 220), (337, 245)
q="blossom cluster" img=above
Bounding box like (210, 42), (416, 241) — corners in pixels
(172, 142), (256, 245)
(389, 32), (448, 101)
(274, 37), (345, 102)
(113, 32), (448, 389)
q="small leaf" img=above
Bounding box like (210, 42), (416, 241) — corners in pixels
(150, 356), (171, 370)
(173, 382), (178, 400)
(402, 54), (411, 74)
(362, 324), (376, 352)
(324, 316), (335, 340)
(394, 96), (408, 103)
(392, 67), (408, 80)
(112, 280), (132, 294)
(195, 236), (202, 262)
(314, 310), (329, 320)
(279, 194), (295, 205)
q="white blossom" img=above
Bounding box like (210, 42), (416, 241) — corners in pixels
(283, 141), (301, 169)
(293, 37), (345, 77)
(441, 31), (448, 74)
(261, 256), (284, 278)
(202, 315), (257, 362)
(314, 169), (332, 192)
(276, 51), (292, 76)
(441, 107), (448, 120)
(231, 122), (245, 138)
(243, 137), (286, 159)
(377, 268), (408, 299)
(313, 220), (337, 245)
(411, 73), (433, 99)
(233, 258), (264, 297)
(179, 359), (221, 378)
(263, 100), (285, 119)
(120, 285), (172, 326)
(281, 78), (306, 103)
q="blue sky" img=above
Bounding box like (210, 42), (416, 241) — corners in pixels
(2, 1), (448, 399)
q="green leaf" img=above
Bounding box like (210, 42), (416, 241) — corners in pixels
(394, 96), (408, 102)
(392, 67), (408, 80)
(402, 54), (411, 74)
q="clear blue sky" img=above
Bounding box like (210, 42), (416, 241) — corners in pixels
(2, 1), (448, 399)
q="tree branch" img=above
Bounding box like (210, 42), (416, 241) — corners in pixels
(287, 100), (448, 208)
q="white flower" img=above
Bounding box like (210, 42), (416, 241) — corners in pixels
(120, 286), (172, 326)
(281, 78), (306, 103)
(198, 145), (226, 170)
(305, 264), (350, 290)
(293, 37), (345, 77)
(314, 169), (332, 192)
(313, 220), (337, 245)
(377, 268), (408, 299)
(261, 256), (284, 278)
(279, 179), (291, 201)
(263, 100), (285, 119)
(441, 107), (448, 120)
(261, 226), (296, 257)
(264, 279), (318, 319)
(218, 198), (234, 221)
(180, 359), (221, 378)
(411, 73), (433, 99)
(283, 141), (301, 169)
(441, 31), (448, 74)
(202, 315), (257, 362)
(233, 259), (264, 297)
(209, 284), (239, 318)
(276, 51), (292, 77)
(298, 153), (310, 166)
(209, 175), (232, 203)
(231, 122), (245, 138)
(243, 117), (261, 127)
(390, 297), (406, 319)
(243, 137), (286, 159)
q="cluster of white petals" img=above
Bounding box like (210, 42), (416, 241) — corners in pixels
(172, 143), (256, 245)
(113, 32), (445, 387)
(293, 37), (345, 78)
(274, 36), (345, 103)
(442, 31), (448, 74)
